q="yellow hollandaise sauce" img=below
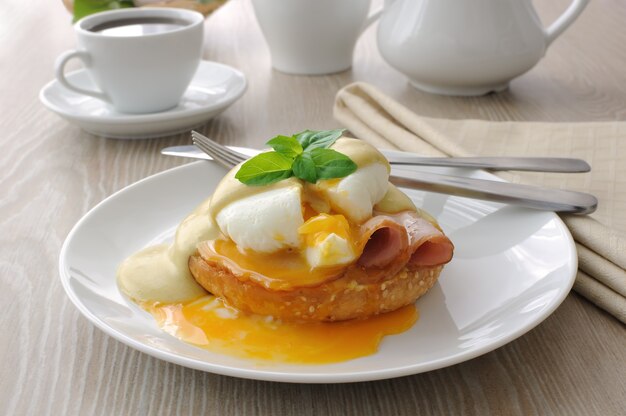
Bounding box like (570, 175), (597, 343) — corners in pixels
(143, 296), (418, 364)
(119, 137), (425, 364)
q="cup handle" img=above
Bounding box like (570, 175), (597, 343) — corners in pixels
(544, 0), (589, 47)
(55, 50), (110, 102)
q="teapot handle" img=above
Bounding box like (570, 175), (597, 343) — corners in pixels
(361, 0), (395, 34)
(545, 0), (589, 47)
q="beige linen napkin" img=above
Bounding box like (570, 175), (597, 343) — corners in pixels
(334, 82), (626, 324)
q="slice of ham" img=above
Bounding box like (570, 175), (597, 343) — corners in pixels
(402, 214), (455, 267)
(358, 211), (453, 269)
(357, 215), (409, 268)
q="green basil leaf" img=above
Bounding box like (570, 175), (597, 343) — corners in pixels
(292, 153), (317, 183)
(235, 152), (293, 186)
(266, 135), (303, 159)
(235, 130), (356, 187)
(311, 148), (357, 179)
(294, 129), (346, 151)
(293, 130), (316, 149)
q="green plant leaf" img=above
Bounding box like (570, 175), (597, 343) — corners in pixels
(266, 135), (303, 159)
(292, 153), (317, 183)
(294, 129), (345, 151)
(235, 130), (356, 186)
(234, 152), (293, 186)
(73, 0), (134, 22)
(293, 130), (316, 149)
(311, 148), (357, 179)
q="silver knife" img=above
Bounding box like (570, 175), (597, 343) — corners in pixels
(161, 145), (597, 214)
(161, 145), (590, 172)
(389, 173), (597, 214)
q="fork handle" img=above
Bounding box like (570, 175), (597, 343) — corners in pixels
(390, 173), (597, 214)
(163, 145), (591, 173)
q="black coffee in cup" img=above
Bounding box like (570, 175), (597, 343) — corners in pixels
(88, 17), (189, 37)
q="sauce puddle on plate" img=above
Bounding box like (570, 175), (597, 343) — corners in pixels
(143, 296), (418, 364)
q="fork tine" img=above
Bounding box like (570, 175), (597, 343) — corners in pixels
(191, 133), (237, 168)
(190, 133), (223, 160)
(191, 131), (246, 168)
(197, 139), (241, 166)
(203, 139), (246, 165)
(192, 139), (235, 169)
(191, 131), (244, 165)
(195, 132), (248, 164)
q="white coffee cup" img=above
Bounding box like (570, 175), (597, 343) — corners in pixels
(55, 8), (204, 114)
(251, 0), (380, 75)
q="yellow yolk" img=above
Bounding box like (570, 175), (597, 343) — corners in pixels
(197, 213), (363, 289)
(302, 202), (320, 221)
(298, 213), (352, 243)
(197, 239), (346, 289)
(143, 296), (418, 364)
(298, 213), (357, 268)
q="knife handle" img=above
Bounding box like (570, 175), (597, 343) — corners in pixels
(390, 173), (597, 214)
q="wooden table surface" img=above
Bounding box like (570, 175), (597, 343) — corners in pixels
(1, 0), (625, 414)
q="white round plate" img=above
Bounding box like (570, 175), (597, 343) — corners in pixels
(40, 60), (246, 139)
(59, 152), (577, 383)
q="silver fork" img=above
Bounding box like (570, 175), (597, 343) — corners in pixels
(190, 131), (597, 214)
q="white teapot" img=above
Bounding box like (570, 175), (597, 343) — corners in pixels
(376, 0), (589, 95)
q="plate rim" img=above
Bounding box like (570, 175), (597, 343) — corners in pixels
(59, 158), (577, 383)
(39, 60), (247, 125)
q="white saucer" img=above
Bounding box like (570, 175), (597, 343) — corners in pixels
(40, 60), (247, 139)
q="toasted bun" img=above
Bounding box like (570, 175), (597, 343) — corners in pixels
(189, 253), (442, 322)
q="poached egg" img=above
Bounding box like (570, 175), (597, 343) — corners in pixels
(210, 138), (391, 268)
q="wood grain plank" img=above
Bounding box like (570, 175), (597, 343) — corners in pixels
(1, 0), (625, 415)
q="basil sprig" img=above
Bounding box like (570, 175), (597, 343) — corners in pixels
(235, 129), (357, 186)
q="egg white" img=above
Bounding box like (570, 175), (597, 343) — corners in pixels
(318, 163), (389, 223)
(215, 186), (304, 253)
(305, 233), (356, 268)
(215, 162), (389, 262)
